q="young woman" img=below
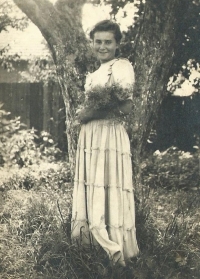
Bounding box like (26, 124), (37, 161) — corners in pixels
(71, 20), (139, 266)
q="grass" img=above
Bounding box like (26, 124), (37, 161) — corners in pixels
(0, 155), (200, 279)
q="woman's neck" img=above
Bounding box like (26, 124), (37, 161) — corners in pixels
(100, 58), (117, 65)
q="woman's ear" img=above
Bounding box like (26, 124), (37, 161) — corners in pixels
(115, 46), (120, 57)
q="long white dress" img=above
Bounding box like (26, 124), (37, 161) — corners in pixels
(71, 58), (139, 266)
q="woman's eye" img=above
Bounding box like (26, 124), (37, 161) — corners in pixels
(94, 40), (112, 45)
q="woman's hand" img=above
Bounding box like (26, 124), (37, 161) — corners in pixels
(118, 99), (133, 115)
(75, 107), (93, 124)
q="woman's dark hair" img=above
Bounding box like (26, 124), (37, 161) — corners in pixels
(89, 20), (122, 44)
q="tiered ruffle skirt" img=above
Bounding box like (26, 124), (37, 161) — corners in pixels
(71, 119), (139, 265)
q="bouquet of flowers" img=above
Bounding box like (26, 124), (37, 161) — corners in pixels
(74, 83), (134, 126)
(83, 83), (133, 112)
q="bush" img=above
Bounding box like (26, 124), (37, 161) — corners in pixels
(0, 104), (64, 168)
(0, 161), (71, 192)
(141, 146), (200, 190)
(0, 103), (24, 165)
(1, 129), (63, 167)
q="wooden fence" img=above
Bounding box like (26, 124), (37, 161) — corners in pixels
(0, 83), (67, 151)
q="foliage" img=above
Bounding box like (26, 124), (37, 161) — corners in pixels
(0, 103), (23, 164)
(0, 127), (63, 167)
(142, 146), (200, 190)
(0, 102), (22, 132)
(0, 0), (57, 83)
(0, 104), (64, 167)
(0, 0), (29, 71)
(173, 0), (200, 74)
(0, 0), (28, 32)
(0, 160), (71, 192)
(19, 56), (58, 84)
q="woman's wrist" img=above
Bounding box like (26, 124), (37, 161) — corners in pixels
(118, 100), (133, 115)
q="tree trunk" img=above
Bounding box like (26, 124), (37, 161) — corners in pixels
(13, 0), (188, 184)
(13, 0), (90, 176)
(130, 0), (188, 191)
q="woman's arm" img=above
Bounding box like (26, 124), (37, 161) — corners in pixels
(76, 99), (133, 124)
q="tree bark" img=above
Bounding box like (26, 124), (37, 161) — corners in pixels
(130, 0), (188, 190)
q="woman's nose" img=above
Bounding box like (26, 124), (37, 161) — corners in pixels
(99, 43), (106, 49)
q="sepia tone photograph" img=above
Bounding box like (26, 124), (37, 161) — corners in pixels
(0, 0), (200, 278)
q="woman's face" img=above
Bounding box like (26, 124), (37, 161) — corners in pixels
(92, 31), (118, 63)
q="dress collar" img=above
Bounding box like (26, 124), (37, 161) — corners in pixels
(100, 58), (118, 68)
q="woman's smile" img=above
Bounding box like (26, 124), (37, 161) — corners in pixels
(93, 31), (118, 63)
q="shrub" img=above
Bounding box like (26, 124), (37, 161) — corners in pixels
(0, 161), (71, 192)
(0, 103), (24, 165)
(0, 104), (64, 168)
(1, 128), (63, 168)
(141, 146), (200, 190)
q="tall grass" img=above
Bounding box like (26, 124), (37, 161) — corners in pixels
(0, 128), (200, 279)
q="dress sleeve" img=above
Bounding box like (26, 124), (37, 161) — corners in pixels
(112, 59), (135, 100)
(112, 59), (135, 85)
(111, 59), (135, 100)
